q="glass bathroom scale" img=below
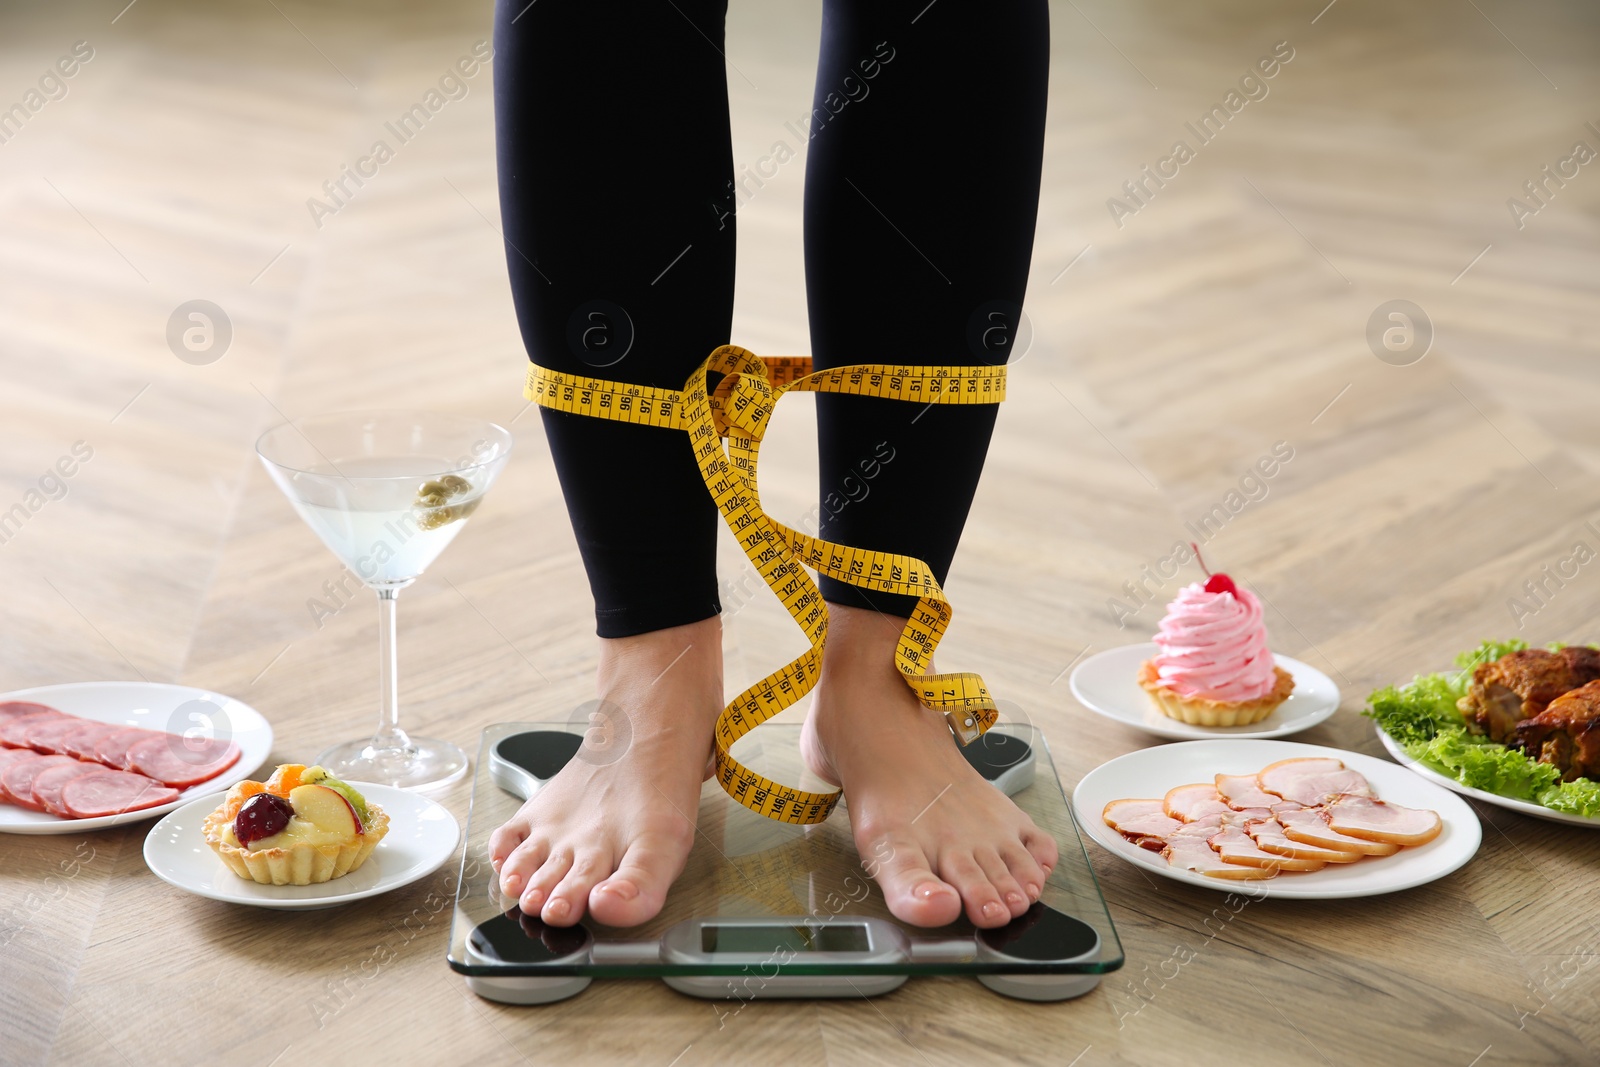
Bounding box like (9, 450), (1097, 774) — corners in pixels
(446, 719), (1123, 1003)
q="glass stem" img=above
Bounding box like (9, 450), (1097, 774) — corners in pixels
(372, 587), (412, 754)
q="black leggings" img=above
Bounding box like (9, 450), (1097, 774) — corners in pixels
(493, 0), (1049, 638)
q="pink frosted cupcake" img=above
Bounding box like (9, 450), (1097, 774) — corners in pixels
(1136, 562), (1294, 727)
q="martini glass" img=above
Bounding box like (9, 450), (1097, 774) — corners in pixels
(257, 411), (513, 789)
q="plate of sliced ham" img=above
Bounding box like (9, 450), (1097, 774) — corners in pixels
(1074, 740), (1480, 898)
(0, 682), (272, 834)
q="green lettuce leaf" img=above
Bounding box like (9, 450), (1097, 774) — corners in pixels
(1538, 778), (1600, 817)
(1451, 638), (1529, 673)
(1406, 729), (1561, 799)
(1365, 673), (1466, 745)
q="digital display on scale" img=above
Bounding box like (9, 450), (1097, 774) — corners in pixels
(701, 923), (870, 954)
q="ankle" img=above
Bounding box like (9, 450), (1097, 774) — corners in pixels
(819, 604), (909, 683)
(595, 615), (723, 701)
(813, 605), (937, 741)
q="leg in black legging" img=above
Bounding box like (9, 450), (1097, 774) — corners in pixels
(805, 0), (1049, 617)
(799, 0), (1059, 932)
(494, 0), (734, 638)
(489, 0), (733, 932)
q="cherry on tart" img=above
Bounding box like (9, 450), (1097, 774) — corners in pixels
(1195, 542), (1239, 598)
(234, 792), (293, 847)
(202, 764), (388, 886)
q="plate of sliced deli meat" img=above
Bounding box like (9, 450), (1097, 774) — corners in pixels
(0, 682), (273, 834)
(1074, 740), (1480, 898)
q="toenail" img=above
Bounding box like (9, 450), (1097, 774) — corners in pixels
(912, 881), (947, 900)
(1025, 883), (1039, 900)
(599, 879), (638, 901)
(503, 874), (523, 894)
(520, 888), (543, 910)
(491, 856), (503, 870)
(1005, 892), (1023, 907)
(546, 898), (570, 921)
(982, 901), (1003, 920)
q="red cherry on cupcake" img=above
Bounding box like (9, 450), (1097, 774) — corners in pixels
(1191, 542), (1238, 599)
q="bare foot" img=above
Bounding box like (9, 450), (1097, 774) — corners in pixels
(488, 616), (723, 927)
(801, 605), (1058, 928)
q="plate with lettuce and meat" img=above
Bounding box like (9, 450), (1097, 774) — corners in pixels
(1366, 640), (1600, 827)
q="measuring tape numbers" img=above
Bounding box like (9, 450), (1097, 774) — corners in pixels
(525, 345), (1006, 824)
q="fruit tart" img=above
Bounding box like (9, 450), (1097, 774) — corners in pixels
(1137, 550), (1294, 727)
(203, 764), (388, 886)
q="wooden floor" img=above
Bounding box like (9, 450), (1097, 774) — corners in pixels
(4, 1), (1600, 1064)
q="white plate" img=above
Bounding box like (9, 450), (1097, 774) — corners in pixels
(1070, 643), (1340, 740)
(1072, 739), (1481, 898)
(142, 783), (460, 909)
(1376, 728), (1600, 829)
(0, 681), (274, 834)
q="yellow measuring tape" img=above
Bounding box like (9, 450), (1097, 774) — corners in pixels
(525, 344), (1005, 824)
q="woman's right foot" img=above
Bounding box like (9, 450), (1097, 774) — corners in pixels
(801, 605), (1058, 928)
(488, 616), (724, 927)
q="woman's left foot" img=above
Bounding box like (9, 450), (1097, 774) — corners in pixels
(800, 604), (1058, 929)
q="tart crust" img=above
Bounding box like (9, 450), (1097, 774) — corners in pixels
(203, 803), (389, 886)
(1136, 659), (1295, 727)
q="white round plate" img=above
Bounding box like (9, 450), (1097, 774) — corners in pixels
(142, 783), (460, 909)
(1070, 643), (1340, 740)
(0, 681), (273, 834)
(1376, 728), (1600, 829)
(1073, 739), (1481, 898)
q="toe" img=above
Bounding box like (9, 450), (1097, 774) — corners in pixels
(488, 817), (528, 870)
(519, 847), (572, 915)
(869, 839), (962, 927)
(1021, 824), (1059, 877)
(498, 833), (549, 900)
(974, 848), (1029, 919)
(999, 841), (1047, 902)
(589, 839), (687, 927)
(543, 847), (611, 927)
(939, 850), (1009, 928)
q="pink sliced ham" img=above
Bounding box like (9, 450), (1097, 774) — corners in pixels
(1, 754), (80, 810)
(0, 712), (65, 749)
(0, 747), (34, 772)
(1245, 817), (1363, 863)
(1215, 772), (1302, 812)
(1257, 758), (1374, 806)
(96, 727), (161, 771)
(1324, 795), (1442, 846)
(126, 735), (240, 789)
(23, 714), (89, 754)
(1161, 819), (1277, 880)
(0, 701), (61, 724)
(1209, 824), (1326, 872)
(1163, 783), (1234, 822)
(60, 721), (127, 761)
(30, 760), (103, 816)
(1276, 808), (1399, 856)
(1103, 798), (1184, 850)
(61, 769), (178, 818)
(1216, 812), (1280, 838)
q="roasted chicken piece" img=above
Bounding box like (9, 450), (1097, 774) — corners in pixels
(1515, 679), (1600, 781)
(1458, 647), (1600, 743)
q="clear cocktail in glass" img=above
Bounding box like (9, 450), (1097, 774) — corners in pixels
(257, 411), (513, 789)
